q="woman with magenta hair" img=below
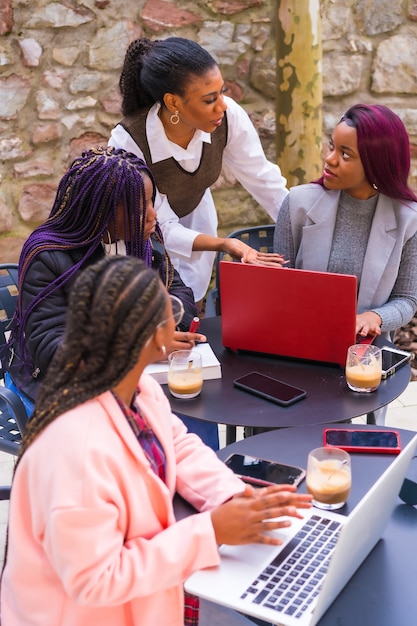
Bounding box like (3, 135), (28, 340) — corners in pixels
(274, 103), (417, 342)
(3, 146), (204, 419)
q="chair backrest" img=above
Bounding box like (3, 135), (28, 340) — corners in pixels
(206, 225), (275, 316)
(0, 384), (28, 446)
(0, 386), (26, 501)
(0, 264), (19, 381)
(0, 263), (28, 461)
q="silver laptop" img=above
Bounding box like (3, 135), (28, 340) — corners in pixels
(185, 433), (417, 626)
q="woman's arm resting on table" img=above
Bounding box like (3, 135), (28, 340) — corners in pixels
(356, 311), (382, 337)
(166, 330), (207, 356)
(193, 233), (287, 267)
(358, 234), (417, 335)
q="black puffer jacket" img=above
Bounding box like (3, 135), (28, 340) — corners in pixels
(7, 245), (198, 402)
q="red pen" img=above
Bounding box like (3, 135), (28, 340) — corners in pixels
(189, 316), (200, 333)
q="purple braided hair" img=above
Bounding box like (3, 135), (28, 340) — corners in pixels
(14, 146), (163, 352)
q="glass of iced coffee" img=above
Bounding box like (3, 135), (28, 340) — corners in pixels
(346, 344), (382, 393)
(167, 350), (203, 399)
(306, 447), (351, 510)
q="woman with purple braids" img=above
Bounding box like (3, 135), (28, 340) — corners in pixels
(4, 146), (203, 418)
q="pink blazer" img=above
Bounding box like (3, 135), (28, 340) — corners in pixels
(1, 374), (243, 625)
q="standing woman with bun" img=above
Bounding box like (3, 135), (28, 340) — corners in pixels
(109, 36), (288, 306)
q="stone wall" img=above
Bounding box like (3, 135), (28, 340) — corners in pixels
(1, 0), (417, 262)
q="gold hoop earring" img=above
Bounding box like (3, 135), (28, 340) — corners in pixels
(170, 110), (180, 125)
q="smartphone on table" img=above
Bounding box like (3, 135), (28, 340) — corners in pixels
(324, 428), (401, 454)
(381, 346), (413, 379)
(233, 371), (306, 406)
(224, 453), (306, 487)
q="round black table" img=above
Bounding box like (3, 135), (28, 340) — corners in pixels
(175, 424), (417, 625)
(215, 424), (417, 626)
(165, 317), (411, 441)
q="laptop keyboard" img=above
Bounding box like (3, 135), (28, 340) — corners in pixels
(240, 514), (342, 619)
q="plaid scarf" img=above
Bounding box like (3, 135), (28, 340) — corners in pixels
(112, 390), (166, 480)
(183, 592), (200, 626)
(112, 390), (200, 625)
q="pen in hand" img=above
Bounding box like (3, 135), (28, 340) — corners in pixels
(189, 317), (200, 333)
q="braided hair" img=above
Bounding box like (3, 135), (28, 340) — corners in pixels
(119, 37), (217, 116)
(17, 255), (167, 463)
(13, 146), (175, 353)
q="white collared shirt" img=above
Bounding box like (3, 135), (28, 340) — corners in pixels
(109, 96), (288, 301)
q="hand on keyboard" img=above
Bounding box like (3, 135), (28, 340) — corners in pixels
(210, 484), (312, 546)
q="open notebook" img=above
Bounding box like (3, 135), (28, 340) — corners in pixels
(219, 262), (360, 366)
(185, 432), (417, 626)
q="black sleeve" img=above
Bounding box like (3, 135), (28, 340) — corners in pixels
(20, 251), (74, 376)
(152, 249), (199, 331)
(169, 267), (199, 332)
(6, 251), (76, 400)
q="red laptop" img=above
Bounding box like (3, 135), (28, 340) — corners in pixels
(219, 261), (359, 367)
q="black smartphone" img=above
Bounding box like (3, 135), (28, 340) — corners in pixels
(224, 453), (306, 487)
(324, 428), (401, 454)
(381, 346), (413, 379)
(233, 371), (306, 406)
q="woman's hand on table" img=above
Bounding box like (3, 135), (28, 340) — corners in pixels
(165, 331), (207, 356)
(356, 311), (382, 338)
(211, 483), (312, 546)
(224, 238), (288, 268)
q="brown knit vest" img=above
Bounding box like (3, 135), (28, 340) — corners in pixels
(120, 106), (228, 218)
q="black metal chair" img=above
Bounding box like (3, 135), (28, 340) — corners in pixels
(205, 224), (275, 317)
(0, 264), (28, 474)
(0, 388), (26, 500)
(0, 264), (19, 381)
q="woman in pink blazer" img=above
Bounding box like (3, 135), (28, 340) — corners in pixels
(1, 256), (311, 626)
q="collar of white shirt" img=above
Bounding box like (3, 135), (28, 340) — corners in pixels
(147, 102), (212, 164)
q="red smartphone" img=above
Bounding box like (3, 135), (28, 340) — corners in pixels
(324, 428), (401, 454)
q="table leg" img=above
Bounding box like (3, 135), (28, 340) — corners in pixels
(367, 411), (376, 424)
(226, 425), (237, 445)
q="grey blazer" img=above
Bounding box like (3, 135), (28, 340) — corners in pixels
(275, 183), (417, 315)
